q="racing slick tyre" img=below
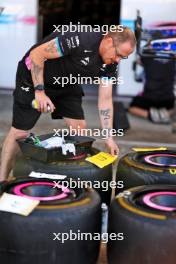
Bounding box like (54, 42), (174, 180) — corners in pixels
(0, 177), (101, 264)
(13, 148), (113, 205)
(116, 150), (176, 193)
(108, 184), (176, 264)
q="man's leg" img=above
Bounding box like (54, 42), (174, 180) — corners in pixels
(128, 106), (148, 119)
(64, 117), (87, 136)
(64, 118), (87, 130)
(0, 127), (29, 181)
(0, 94), (41, 181)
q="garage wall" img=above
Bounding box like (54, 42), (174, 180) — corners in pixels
(0, 0), (37, 90)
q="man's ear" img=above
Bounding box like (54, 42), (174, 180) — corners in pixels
(105, 36), (113, 46)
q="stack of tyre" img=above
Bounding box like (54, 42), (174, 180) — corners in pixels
(13, 134), (113, 205)
(0, 134), (113, 264)
(0, 177), (101, 264)
(108, 149), (176, 264)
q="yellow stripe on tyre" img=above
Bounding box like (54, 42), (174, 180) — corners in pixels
(117, 197), (166, 220)
(124, 156), (163, 173)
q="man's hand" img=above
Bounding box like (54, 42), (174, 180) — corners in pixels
(35, 90), (55, 113)
(105, 137), (119, 156)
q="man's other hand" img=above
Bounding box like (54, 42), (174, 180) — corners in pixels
(105, 137), (119, 156)
(35, 91), (55, 113)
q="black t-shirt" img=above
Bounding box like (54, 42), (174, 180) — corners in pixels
(18, 29), (118, 93)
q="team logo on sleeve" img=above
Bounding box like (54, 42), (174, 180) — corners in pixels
(75, 36), (80, 46)
(66, 39), (72, 49)
(71, 37), (76, 48)
(66, 35), (80, 49)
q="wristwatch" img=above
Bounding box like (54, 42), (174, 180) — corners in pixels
(34, 85), (45, 91)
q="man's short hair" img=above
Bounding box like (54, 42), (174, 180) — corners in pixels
(107, 26), (136, 48)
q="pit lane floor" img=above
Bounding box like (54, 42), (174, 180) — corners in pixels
(0, 94), (176, 264)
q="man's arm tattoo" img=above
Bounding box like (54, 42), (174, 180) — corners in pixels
(100, 109), (110, 119)
(44, 41), (58, 54)
(99, 108), (111, 127)
(31, 60), (43, 84)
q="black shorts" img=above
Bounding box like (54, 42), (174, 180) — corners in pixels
(130, 96), (175, 111)
(12, 78), (85, 130)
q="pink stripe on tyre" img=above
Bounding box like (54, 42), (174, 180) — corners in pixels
(143, 191), (176, 211)
(13, 182), (71, 201)
(144, 154), (176, 167)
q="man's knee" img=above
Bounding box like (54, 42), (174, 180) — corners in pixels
(64, 118), (87, 130)
(77, 120), (87, 129)
(9, 127), (29, 140)
(71, 121), (87, 130)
